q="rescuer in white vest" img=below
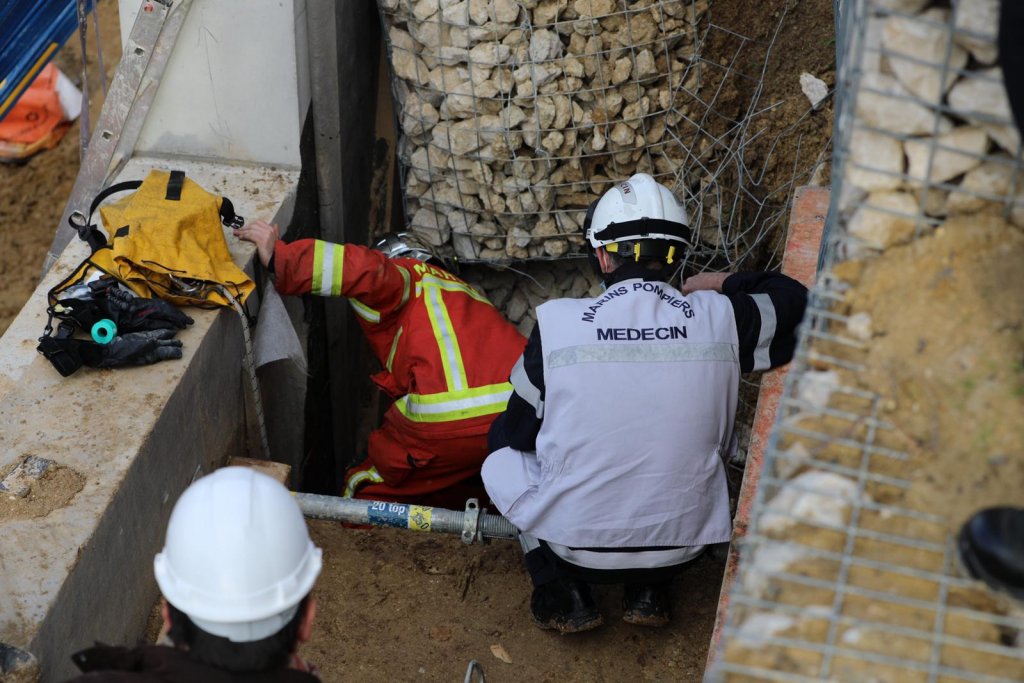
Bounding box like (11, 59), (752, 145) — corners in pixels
(482, 173), (809, 633)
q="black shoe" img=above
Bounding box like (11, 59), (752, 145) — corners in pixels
(958, 507), (1024, 601)
(622, 582), (670, 627)
(530, 578), (603, 633)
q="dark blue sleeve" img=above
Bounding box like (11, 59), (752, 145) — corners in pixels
(488, 324), (545, 452)
(721, 271), (808, 372)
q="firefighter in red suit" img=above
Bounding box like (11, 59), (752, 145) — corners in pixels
(237, 220), (527, 506)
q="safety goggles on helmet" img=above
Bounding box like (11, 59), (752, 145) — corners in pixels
(585, 173), (692, 264)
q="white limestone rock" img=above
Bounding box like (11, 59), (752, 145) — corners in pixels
(947, 68), (1020, 154)
(904, 126), (988, 185)
(441, 79), (499, 119)
(635, 49), (658, 81)
(468, 0), (520, 24)
(953, 0), (999, 64)
(847, 129), (904, 191)
(882, 8), (967, 102)
(529, 28), (563, 62)
(410, 207), (450, 246)
(797, 370), (842, 408)
(469, 41), (511, 67)
(947, 161), (1014, 214)
(411, 0), (440, 21)
(846, 312), (873, 341)
(452, 232), (481, 260)
(400, 92), (440, 138)
(948, 68), (1013, 123)
(799, 72), (829, 110)
(856, 73), (953, 136)
(848, 191), (920, 249)
(761, 471), (862, 533)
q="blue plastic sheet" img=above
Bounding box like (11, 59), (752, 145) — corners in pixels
(0, 0), (95, 122)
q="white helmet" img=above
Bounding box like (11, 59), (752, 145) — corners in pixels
(586, 173), (691, 263)
(154, 467), (322, 643)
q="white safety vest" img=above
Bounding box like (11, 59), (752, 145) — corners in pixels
(484, 278), (738, 549)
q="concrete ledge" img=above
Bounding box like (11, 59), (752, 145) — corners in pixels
(0, 157), (299, 681)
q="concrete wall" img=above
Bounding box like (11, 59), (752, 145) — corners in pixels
(118, 0), (310, 168)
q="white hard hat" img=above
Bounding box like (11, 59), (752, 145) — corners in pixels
(586, 173), (691, 263)
(153, 467), (322, 643)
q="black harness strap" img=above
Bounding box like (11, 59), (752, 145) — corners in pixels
(68, 180), (142, 253)
(165, 169), (185, 200)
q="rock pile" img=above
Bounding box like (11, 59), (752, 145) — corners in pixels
(461, 258), (603, 335)
(378, 0), (709, 261)
(840, 0), (1022, 252)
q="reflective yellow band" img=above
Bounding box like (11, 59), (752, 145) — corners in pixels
(398, 266), (411, 306)
(415, 274), (492, 306)
(349, 298), (381, 323)
(394, 383), (513, 423)
(422, 280), (468, 391)
(312, 241), (345, 297)
(386, 327), (403, 371)
(343, 466), (384, 498)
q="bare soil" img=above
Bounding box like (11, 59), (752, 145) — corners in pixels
(0, 1), (836, 681)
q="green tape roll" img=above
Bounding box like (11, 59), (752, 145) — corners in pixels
(91, 319), (117, 345)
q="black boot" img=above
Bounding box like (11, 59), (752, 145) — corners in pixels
(958, 507), (1024, 601)
(530, 578), (603, 633)
(622, 582), (670, 627)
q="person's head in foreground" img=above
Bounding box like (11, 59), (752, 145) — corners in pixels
(154, 466), (322, 673)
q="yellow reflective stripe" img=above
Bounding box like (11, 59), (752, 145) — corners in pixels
(312, 241), (344, 296)
(397, 266), (411, 306)
(423, 281), (467, 391)
(394, 383), (513, 423)
(386, 326), (403, 371)
(343, 466), (385, 498)
(420, 274), (492, 306)
(349, 298), (381, 323)
(0, 43), (58, 115)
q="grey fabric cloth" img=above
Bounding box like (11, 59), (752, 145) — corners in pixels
(254, 282), (306, 374)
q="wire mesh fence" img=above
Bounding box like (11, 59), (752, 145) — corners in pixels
(708, 0), (1024, 680)
(375, 0), (830, 274)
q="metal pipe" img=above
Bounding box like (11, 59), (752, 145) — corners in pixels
(294, 494), (518, 544)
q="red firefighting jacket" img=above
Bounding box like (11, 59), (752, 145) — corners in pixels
(273, 239), (526, 484)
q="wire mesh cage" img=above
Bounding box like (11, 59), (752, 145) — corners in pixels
(375, 0), (831, 273)
(708, 0), (1024, 680)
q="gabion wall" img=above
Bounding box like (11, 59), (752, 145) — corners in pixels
(832, 0), (1021, 254)
(709, 0), (1024, 680)
(378, 0), (710, 262)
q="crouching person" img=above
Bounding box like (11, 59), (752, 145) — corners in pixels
(64, 467), (323, 681)
(483, 173), (808, 633)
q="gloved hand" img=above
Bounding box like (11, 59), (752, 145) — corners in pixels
(105, 288), (194, 332)
(79, 329), (184, 368)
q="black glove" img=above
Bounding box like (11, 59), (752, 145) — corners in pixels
(79, 329), (184, 368)
(105, 288), (194, 332)
(40, 329), (184, 375)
